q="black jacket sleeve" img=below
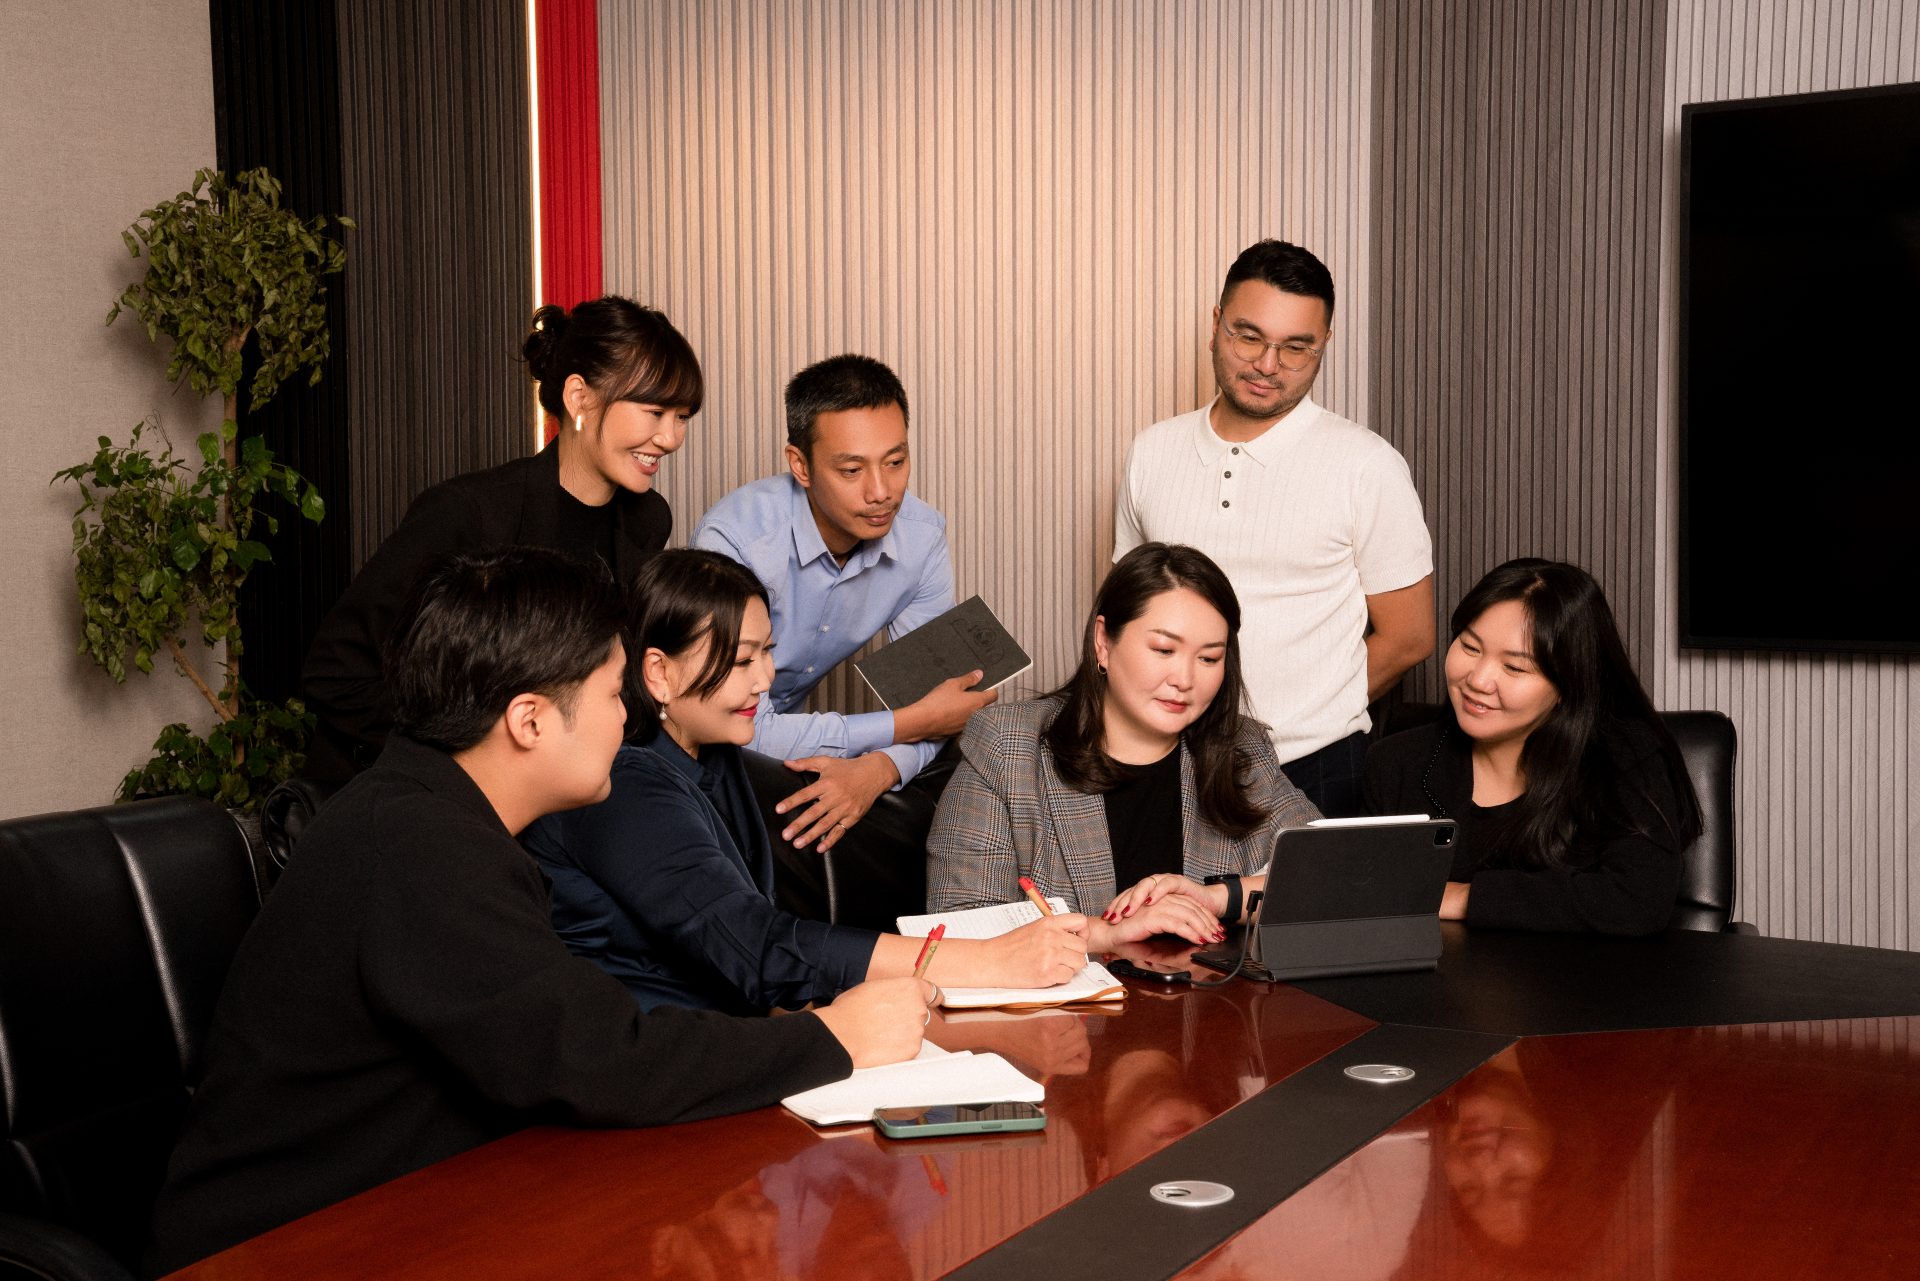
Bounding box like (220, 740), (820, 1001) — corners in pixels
(300, 481), (492, 774)
(360, 802), (852, 1124)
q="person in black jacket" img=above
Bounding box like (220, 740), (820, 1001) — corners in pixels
(300, 296), (700, 780)
(1363, 559), (1700, 935)
(147, 548), (933, 1274)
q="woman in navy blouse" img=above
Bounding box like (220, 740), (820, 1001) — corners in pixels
(522, 550), (1092, 1013)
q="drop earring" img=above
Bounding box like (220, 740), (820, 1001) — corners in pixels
(657, 698), (669, 722)
(573, 413), (585, 433)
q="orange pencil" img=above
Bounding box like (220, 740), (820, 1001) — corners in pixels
(912, 923), (946, 978)
(1018, 875), (1054, 917)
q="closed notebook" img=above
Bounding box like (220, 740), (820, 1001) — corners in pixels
(856, 595), (1032, 709)
(897, 900), (1126, 1009)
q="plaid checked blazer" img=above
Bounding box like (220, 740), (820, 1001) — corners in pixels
(926, 697), (1321, 913)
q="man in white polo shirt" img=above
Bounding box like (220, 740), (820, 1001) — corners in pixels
(1114, 239), (1434, 816)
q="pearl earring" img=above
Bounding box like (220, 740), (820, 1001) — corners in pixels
(658, 700), (669, 722)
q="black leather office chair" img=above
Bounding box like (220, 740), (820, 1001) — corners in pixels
(0, 797), (261, 1280)
(1373, 702), (1743, 932)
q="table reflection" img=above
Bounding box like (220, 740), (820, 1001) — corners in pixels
(1184, 1016), (1920, 1280)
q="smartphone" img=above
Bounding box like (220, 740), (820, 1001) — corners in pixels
(1108, 957), (1193, 984)
(873, 1101), (1047, 1138)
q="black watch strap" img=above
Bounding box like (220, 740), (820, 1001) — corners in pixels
(1204, 873), (1242, 923)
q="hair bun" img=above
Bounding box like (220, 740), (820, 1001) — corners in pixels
(522, 303), (571, 382)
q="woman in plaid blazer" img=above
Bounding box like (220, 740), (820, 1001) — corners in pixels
(927, 544), (1319, 935)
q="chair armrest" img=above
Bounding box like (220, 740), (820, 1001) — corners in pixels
(0, 1213), (137, 1281)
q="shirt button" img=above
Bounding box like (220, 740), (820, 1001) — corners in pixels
(806, 666), (815, 674)
(1231, 447), (1240, 455)
(1222, 500), (1231, 509)
(820, 624), (830, 632)
(1224, 470), (1232, 479)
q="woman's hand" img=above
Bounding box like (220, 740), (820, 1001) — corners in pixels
(1089, 894), (1224, 950)
(1103, 873), (1224, 923)
(977, 914), (1091, 988)
(1439, 880), (1470, 920)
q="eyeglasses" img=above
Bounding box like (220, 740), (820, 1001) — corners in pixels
(1216, 320), (1326, 371)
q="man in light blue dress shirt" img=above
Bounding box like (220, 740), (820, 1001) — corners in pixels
(693, 355), (995, 926)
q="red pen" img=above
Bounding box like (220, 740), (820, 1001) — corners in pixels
(912, 923), (946, 978)
(1018, 875), (1055, 917)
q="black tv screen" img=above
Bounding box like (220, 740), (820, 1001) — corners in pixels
(1681, 81), (1920, 653)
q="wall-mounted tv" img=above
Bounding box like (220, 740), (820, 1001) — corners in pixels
(1680, 81), (1920, 654)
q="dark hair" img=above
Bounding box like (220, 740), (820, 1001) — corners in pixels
(1045, 543), (1267, 838)
(385, 547), (624, 752)
(624, 549), (770, 744)
(784, 354), (909, 459)
(522, 296), (704, 422)
(1220, 239), (1336, 324)
(1445, 558), (1700, 870)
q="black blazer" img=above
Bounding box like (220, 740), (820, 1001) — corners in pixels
(300, 445), (669, 778)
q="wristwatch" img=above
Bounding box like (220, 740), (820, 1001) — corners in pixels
(1203, 873), (1242, 923)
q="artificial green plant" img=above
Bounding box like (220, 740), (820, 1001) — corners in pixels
(54, 167), (352, 810)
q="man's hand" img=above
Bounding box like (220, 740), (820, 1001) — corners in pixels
(814, 976), (937, 1069)
(776, 751), (899, 850)
(892, 669), (998, 743)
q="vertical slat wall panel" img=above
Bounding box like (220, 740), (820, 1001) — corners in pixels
(1652, 1), (1920, 947)
(599, 0), (1373, 714)
(334, 0), (534, 566)
(212, 0), (355, 704)
(1371, 0), (1670, 716)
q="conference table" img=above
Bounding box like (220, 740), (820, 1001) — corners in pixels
(167, 926), (1920, 1280)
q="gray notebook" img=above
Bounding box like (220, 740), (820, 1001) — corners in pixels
(855, 596), (1032, 709)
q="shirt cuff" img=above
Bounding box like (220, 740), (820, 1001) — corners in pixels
(842, 711), (897, 758)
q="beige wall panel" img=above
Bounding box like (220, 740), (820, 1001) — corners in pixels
(599, 0), (1373, 714)
(0, 1), (223, 818)
(1653, 0), (1920, 947)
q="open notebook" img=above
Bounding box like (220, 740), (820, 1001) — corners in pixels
(781, 1043), (1044, 1126)
(896, 899), (1125, 1009)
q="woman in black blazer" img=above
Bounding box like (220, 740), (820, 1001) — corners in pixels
(1363, 559), (1701, 935)
(301, 296), (701, 778)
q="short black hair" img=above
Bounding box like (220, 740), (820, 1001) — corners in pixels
(624, 550), (770, 744)
(784, 354), (909, 459)
(385, 547), (625, 752)
(1220, 240), (1336, 324)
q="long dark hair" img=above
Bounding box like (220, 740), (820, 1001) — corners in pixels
(1446, 558), (1700, 869)
(624, 549), (768, 745)
(1045, 543), (1266, 838)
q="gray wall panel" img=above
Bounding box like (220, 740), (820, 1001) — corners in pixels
(336, 0), (534, 565)
(1652, 1), (1919, 947)
(599, 0), (1375, 712)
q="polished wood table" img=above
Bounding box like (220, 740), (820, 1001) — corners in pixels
(168, 928), (1920, 1280)
(1176, 1016), (1920, 1279)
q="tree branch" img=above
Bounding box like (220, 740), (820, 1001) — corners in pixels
(166, 635), (236, 722)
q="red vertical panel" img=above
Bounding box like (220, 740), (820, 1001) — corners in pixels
(536, 0), (603, 309)
(534, 0), (601, 444)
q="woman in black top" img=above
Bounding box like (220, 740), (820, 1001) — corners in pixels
(1363, 558), (1701, 935)
(301, 296), (701, 778)
(927, 543), (1320, 937)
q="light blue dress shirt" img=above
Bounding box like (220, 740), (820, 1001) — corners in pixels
(692, 474), (954, 785)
